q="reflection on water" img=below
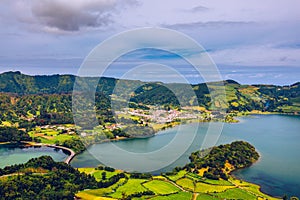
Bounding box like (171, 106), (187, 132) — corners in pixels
(0, 144), (68, 168)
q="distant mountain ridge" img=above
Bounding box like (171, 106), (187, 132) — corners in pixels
(0, 71), (76, 94)
(0, 71), (299, 116)
(0, 71), (296, 94)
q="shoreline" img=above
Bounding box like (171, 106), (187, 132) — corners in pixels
(0, 141), (76, 164)
(24, 142), (76, 164)
(228, 148), (282, 199)
(81, 116), (240, 147)
(77, 113), (285, 199)
(0, 138), (281, 199)
(1, 112), (296, 198)
(76, 111), (297, 163)
(246, 110), (300, 116)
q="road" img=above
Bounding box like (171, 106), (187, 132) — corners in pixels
(22, 142), (76, 164)
(46, 144), (76, 164)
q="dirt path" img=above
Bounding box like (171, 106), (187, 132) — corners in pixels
(46, 144), (76, 164)
(192, 193), (198, 200)
(163, 179), (188, 192)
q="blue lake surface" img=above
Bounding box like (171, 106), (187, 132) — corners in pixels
(71, 115), (300, 197)
(0, 144), (68, 168)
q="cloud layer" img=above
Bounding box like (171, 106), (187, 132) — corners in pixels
(8, 0), (137, 33)
(0, 0), (299, 85)
(31, 0), (115, 31)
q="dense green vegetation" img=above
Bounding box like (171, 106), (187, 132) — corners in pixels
(0, 92), (112, 129)
(186, 141), (260, 180)
(0, 72), (299, 128)
(0, 127), (31, 142)
(60, 138), (86, 153)
(0, 156), (98, 199)
(0, 72), (299, 145)
(0, 156), (129, 200)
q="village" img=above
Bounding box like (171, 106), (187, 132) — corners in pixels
(28, 105), (228, 143)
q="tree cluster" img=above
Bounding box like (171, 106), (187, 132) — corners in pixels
(0, 127), (31, 142)
(0, 156), (98, 200)
(60, 138), (86, 154)
(186, 141), (260, 180)
(0, 155), (128, 200)
(130, 172), (152, 179)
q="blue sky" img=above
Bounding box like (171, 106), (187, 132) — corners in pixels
(0, 0), (299, 85)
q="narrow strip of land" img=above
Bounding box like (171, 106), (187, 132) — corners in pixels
(46, 144), (76, 164)
(22, 142), (76, 164)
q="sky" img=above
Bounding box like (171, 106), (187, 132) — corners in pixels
(0, 0), (299, 85)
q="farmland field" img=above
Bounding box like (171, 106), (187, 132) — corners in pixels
(78, 168), (120, 181)
(165, 170), (187, 182)
(143, 180), (180, 195)
(109, 179), (149, 199)
(212, 188), (257, 200)
(195, 182), (235, 193)
(176, 178), (194, 191)
(149, 192), (192, 200)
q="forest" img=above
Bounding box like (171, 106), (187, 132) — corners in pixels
(0, 156), (98, 199)
(0, 127), (31, 142)
(0, 156), (128, 200)
(185, 141), (260, 180)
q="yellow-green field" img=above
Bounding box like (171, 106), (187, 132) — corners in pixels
(150, 192), (192, 200)
(143, 180), (180, 195)
(176, 178), (194, 191)
(1, 121), (12, 126)
(28, 126), (78, 144)
(78, 168), (121, 181)
(195, 182), (235, 193)
(212, 188), (257, 200)
(165, 170), (187, 182)
(76, 178), (127, 200)
(108, 179), (149, 199)
(75, 169), (280, 200)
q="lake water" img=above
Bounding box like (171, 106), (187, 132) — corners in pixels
(0, 144), (68, 168)
(71, 115), (300, 197)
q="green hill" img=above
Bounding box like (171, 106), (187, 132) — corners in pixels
(0, 71), (299, 129)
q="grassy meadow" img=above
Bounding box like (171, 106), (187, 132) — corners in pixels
(76, 169), (279, 200)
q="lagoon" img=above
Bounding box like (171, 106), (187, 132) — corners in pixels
(71, 115), (300, 197)
(0, 144), (68, 168)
